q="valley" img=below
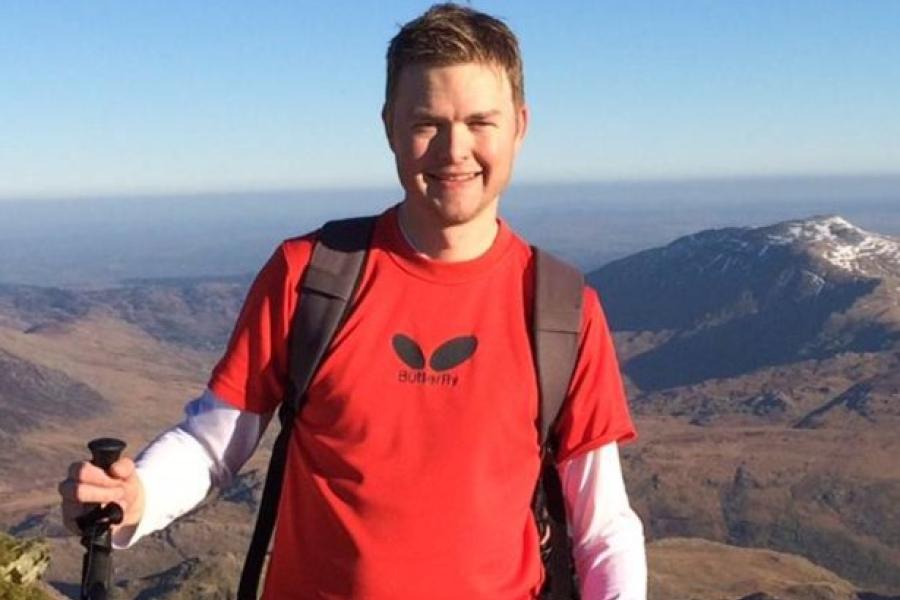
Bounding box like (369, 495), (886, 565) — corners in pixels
(1, 211), (898, 598)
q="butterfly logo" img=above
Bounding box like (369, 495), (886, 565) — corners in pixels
(392, 334), (478, 384)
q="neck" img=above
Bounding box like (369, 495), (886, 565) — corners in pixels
(398, 202), (499, 262)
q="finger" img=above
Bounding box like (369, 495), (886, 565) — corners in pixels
(62, 497), (86, 515)
(61, 495), (129, 518)
(66, 461), (85, 480)
(61, 497), (91, 522)
(61, 499), (83, 534)
(67, 461), (121, 487)
(57, 478), (125, 505)
(58, 477), (76, 500)
(108, 457), (136, 480)
(61, 499), (130, 536)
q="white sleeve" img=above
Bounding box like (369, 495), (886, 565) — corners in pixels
(559, 442), (647, 599)
(111, 389), (273, 548)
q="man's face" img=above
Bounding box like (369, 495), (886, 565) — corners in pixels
(385, 62), (528, 227)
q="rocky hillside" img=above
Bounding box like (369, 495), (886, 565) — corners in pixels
(92, 275), (250, 351)
(587, 216), (900, 593)
(589, 215), (900, 391)
(0, 350), (107, 440)
(621, 417), (900, 594)
(0, 275), (249, 353)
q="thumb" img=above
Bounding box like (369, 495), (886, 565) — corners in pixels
(108, 457), (136, 481)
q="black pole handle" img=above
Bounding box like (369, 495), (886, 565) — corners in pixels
(78, 437), (127, 529)
(88, 438), (127, 471)
(80, 437), (127, 600)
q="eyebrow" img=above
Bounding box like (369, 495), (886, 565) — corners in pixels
(409, 109), (502, 120)
(467, 110), (502, 120)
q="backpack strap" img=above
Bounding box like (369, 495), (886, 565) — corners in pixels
(237, 216), (376, 600)
(281, 216), (378, 420)
(531, 247), (584, 600)
(533, 248), (584, 446)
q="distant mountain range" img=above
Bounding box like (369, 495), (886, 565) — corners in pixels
(589, 215), (900, 390)
(0, 275), (250, 352)
(1, 214), (899, 597)
(585, 216), (900, 593)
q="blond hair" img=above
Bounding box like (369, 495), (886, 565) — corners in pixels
(384, 3), (525, 116)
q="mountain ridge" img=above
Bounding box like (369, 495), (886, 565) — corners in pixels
(590, 215), (900, 391)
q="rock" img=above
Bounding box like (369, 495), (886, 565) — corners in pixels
(0, 532), (55, 599)
(0, 534), (50, 586)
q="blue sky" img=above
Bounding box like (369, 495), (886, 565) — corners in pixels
(2, 1), (899, 198)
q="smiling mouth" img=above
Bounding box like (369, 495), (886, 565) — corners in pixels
(425, 172), (482, 184)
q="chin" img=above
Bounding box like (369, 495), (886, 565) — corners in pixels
(426, 193), (496, 226)
(400, 172), (501, 226)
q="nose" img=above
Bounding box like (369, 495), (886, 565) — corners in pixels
(437, 122), (472, 164)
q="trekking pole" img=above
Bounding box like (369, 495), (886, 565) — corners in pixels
(76, 437), (127, 600)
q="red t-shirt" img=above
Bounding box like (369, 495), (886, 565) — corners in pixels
(209, 207), (636, 599)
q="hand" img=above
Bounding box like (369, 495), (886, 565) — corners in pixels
(58, 457), (145, 536)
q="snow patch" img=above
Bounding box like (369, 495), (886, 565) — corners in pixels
(765, 216), (900, 274)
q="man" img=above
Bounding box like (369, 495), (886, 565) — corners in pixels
(59, 4), (647, 598)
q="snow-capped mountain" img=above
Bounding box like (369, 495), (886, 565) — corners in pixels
(588, 215), (900, 391)
(765, 215), (900, 279)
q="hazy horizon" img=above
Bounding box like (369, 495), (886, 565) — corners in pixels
(1, 175), (898, 289)
(2, 172), (898, 204)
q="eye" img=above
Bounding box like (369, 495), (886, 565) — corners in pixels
(469, 120), (496, 130)
(412, 121), (438, 132)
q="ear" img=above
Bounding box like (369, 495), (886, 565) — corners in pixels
(513, 103), (529, 152)
(382, 104), (395, 152)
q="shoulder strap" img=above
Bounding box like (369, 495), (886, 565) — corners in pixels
(531, 247), (584, 600)
(281, 216), (377, 420)
(533, 247), (584, 448)
(238, 216), (376, 600)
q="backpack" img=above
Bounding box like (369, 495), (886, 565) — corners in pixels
(238, 216), (584, 599)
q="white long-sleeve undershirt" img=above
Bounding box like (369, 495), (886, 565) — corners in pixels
(114, 389), (646, 599)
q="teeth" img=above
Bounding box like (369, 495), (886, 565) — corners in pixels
(432, 173), (479, 181)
